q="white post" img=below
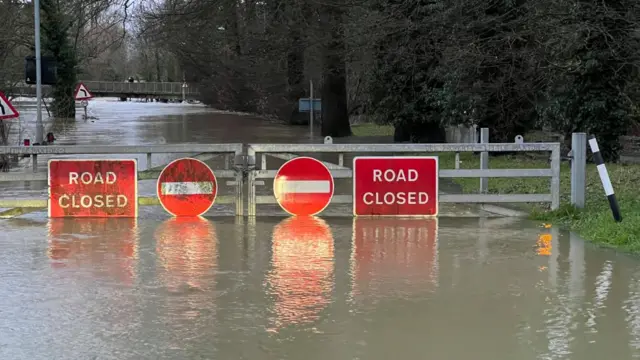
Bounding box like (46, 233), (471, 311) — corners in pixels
(34, 0), (44, 144)
(571, 133), (587, 208)
(479, 128), (489, 193)
(309, 80), (314, 140)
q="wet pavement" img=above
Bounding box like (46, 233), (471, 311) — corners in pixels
(1, 216), (639, 359)
(0, 99), (638, 359)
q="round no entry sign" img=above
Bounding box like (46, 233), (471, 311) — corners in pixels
(273, 157), (334, 216)
(157, 158), (217, 217)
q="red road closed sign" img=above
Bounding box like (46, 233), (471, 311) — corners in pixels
(353, 156), (438, 216)
(157, 158), (218, 217)
(273, 157), (334, 216)
(48, 159), (138, 218)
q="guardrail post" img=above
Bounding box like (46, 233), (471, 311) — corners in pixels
(480, 128), (489, 193)
(570, 132), (586, 208)
(234, 148), (245, 216)
(246, 146), (256, 216)
(550, 144), (561, 210)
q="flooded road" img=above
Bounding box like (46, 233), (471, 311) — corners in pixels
(0, 216), (638, 359)
(2, 98), (315, 202)
(1, 98), (639, 359)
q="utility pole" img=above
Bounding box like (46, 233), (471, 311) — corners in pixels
(34, 0), (44, 144)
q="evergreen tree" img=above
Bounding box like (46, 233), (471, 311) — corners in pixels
(41, 0), (76, 118)
(559, 0), (639, 161)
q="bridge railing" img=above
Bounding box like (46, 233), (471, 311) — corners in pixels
(81, 81), (200, 96)
(10, 81), (200, 97)
(0, 142), (561, 217)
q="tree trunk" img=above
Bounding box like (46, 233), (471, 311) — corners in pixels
(320, 6), (351, 137)
(286, 1), (307, 125)
(155, 48), (161, 81)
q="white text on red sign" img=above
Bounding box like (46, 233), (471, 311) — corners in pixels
(364, 169), (429, 205)
(353, 157), (438, 216)
(57, 171), (128, 209)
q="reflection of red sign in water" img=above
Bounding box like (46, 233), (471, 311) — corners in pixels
(46, 218), (138, 285)
(157, 158), (218, 217)
(353, 157), (438, 216)
(273, 157), (334, 216)
(155, 217), (218, 291)
(352, 218), (438, 297)
(268, 216), (335, 330)
(48, 159), (138, 218)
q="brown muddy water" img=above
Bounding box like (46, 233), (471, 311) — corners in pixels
(0, 216), (639, 359)
(0, 99), (638, 359)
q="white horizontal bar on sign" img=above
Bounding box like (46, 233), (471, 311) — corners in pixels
(278, 180), (330, 194)
(440, 169), (553, 178)
(161, 182), (214, 195)
(256, 195), (352, 204)
(440, 194), (552, 203)
(254, 169), (352, 179)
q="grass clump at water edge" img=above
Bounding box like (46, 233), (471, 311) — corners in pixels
(352, 123), (640, 252)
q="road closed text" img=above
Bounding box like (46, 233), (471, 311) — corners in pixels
(354, 157), (438, 216)
(363, 169), (429, 205)
(48, 160), (138, 218)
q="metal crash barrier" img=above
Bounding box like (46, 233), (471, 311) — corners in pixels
(0, 142), (561, 218)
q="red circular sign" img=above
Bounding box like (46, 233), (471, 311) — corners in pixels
(273, 157), (334, 216)
(157, 158), (217, 217)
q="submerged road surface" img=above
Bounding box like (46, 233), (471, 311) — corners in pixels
(1, 99), (639, 359)
(0, 216), (639, 359)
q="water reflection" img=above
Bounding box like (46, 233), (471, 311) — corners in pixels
(350, 218), (438, 300)
(46, 218), (138, 285)
(266, 216), (335, 331)
(9, 216), (640, 359)
(155, 217), (218, 293)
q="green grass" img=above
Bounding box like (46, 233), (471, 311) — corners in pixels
(351, 123), (394, 137)
(353, 123), (640, 252)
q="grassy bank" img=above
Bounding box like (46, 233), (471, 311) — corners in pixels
(352, 124), (640, 252)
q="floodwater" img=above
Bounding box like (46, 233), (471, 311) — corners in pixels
(1, 99), (639, 359)
(1, 216), (640, 359)
(1, 98), (317, 203)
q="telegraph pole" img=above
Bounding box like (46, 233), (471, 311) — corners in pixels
(34, 0), (44, 144)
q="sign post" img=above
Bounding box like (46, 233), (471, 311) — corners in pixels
(0, 91), (19, 120)
(156, 158), (218, 217)
(298, 81), (321, 140)
(74, 82), (93, 120)
(48, 159), (138, 218)
(353, 156), (439, 216)
(273, 157), (334, 216)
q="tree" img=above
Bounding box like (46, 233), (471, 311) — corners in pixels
(320, 1), (351, 137)
(41, 0), (78, 118)
(541, 0), (640, 161)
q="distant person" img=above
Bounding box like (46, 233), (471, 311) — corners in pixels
(46, 132), (55, 144)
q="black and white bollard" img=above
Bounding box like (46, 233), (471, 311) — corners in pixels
(588, 136), (622, 222)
